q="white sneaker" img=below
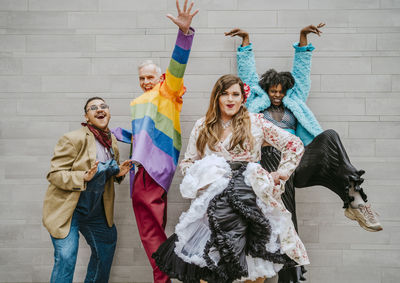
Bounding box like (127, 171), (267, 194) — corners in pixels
(345, 204), (382, 232)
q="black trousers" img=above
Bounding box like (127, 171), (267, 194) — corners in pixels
(260, 129), (367, 283)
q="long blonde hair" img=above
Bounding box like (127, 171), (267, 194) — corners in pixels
(196, 74), (254, 156)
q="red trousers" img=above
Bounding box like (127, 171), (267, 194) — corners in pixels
(132, 166), (170, 283)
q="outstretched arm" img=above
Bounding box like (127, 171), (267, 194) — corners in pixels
(225, 28), (250, 47)
(225, 28), (259, 88)
(111, 127), (132, 144)
(225, 28), (270, 113)
(299, 23), (323, 47)
(289, 23), (325, 102)
(162, 0), (198, 98)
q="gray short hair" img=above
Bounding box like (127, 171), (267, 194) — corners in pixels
(138, 60), (162, 76)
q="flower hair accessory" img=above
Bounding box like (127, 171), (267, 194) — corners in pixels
(243, 83), (251, 103)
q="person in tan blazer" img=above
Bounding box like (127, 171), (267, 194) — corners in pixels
(43, 97), (132, 283)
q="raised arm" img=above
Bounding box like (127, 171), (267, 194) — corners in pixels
(225, 28), (269, 113)
(162, 0), (198, 98)
(289, 23), (325, 102)
(225, 29), (259, 89)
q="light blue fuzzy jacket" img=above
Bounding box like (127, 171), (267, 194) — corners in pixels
(237, 42), (323, 146)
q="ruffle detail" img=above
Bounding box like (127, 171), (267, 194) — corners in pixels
(152, 234), (223, 283)
(180, 154), (231, 199)
(243, 256), (283, 281)
(175, 155), (231, 266)
(344, 169), (368, 208)
(204, 163), (295, 282)
(154, 160), (308, 283)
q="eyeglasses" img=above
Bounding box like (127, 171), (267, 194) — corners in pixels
(86, 104), (109, 112)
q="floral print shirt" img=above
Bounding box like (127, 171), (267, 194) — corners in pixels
(180, 113), (304, 177)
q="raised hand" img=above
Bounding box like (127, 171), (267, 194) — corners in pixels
(116, 160), (133, 177)
(224, 28), (250, 47)
(166, 0), (199, 35)
(84, 161), (99, 182)
(301, 22), (325, 36)
(299, 22), (325, 46)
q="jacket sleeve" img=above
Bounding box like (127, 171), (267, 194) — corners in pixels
(160, 27), (195, 98)
(237, 43), (260, 89)
(237, 43), (270, 113)
(111, 127), (132, 144)
(288, 42), (315, 102)
(46, 135), (87, 192)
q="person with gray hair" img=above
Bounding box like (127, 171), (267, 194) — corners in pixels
(137, 60), (162, 86)
(112, 1), (198, 282)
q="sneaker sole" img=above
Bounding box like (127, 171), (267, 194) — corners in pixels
(344, 209), (383, 232)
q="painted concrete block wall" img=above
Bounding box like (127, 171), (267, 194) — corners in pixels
(0, 0), (399, 282)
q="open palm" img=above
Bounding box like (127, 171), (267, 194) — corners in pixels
(116, 160), (133, 177)
(167, 0), (199, 34)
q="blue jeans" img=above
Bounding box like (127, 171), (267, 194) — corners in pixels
(50, 211), (117, 283)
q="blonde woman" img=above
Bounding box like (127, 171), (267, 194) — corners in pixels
(153, 75), (308, 283)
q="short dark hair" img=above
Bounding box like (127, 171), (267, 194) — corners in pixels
(259, 69), (295, 95)
(84, 96), (105, 113)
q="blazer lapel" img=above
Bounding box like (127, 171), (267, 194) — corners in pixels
(84, 127), (97, 166)
(111, 135), (118, 159)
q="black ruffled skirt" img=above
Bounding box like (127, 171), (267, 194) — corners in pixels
(260, 129), (367, 283)
(152, 162), (296, 283)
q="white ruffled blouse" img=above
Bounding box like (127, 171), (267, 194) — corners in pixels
(181, 113), (304, 179)
(178, 113), (310, 267)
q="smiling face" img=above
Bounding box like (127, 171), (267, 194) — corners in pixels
(268, 84), (285, 106)
(218, 83), (244, 121)
(138, 64), (162, 92)
(84, 99), (110, 131)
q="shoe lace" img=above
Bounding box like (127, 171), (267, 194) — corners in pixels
(360, 205), (377, 223)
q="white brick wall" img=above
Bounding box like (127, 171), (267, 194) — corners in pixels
(0, 0), (399, 282)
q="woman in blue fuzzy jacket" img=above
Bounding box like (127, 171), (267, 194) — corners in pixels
(226, 24), (382, 282)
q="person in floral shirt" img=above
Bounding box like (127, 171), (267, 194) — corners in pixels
(152, 74), (308, 283)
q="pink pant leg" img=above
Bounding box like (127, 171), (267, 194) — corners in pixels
(132, 167), (170, 283)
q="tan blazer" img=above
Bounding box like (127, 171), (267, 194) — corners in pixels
(43, 126), (120, 239)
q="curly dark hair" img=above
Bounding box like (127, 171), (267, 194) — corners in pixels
(258, 69), (295, 94)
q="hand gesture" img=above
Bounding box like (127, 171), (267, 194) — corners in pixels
(270, 171), (289, 186)
(299, 22), (325, 47)
(84, 161), (99, 182)
(225, 28), (250, 47)
(116, 160), (133, 177)
(301, 22), (325, 36)
(167, 0), (199, 35)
